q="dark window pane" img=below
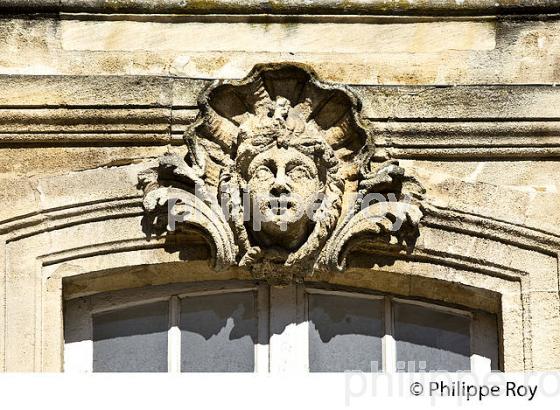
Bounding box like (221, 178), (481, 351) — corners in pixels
(180, 291), (257, 372)
(394, 301), (470, 372)
(93, 301), (168, 372)
(309, 293), (384, 372)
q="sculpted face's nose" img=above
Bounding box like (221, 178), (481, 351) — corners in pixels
(270, 167), (290, 197)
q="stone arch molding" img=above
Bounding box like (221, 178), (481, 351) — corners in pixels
(138, 64), (425, 283)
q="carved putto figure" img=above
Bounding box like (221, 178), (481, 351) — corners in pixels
(139, 64), (424, 282)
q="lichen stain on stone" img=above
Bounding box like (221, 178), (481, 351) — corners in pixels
(98, 55), (128, 74)
(179, 0), (228, 12)
(191, 55), (229, 76)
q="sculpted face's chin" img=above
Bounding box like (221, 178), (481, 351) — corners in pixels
(245, 146), (322, 250)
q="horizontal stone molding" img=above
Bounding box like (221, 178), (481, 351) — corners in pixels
(0, 75), (203, 107)
(2, 76), (558, 115)
(373, 121), (560, 159)
(1, 0), (559, 16)
(355, 86), (560, 120)
(1, 76), (559, 158)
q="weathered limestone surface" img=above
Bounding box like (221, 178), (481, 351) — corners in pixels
(0, 4), (559, 372)
(1, 16), (560, 84)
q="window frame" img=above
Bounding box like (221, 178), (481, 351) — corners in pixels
(304, 288), (483, 373)
(64, 281), (268, 373)
(63, 281), (497, 373)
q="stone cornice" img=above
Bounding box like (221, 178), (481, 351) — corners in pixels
(1, 75), (559, 159)
(0, 0), (559, 16)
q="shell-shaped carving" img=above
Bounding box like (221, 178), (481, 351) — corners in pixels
(193, 63), (371, 170)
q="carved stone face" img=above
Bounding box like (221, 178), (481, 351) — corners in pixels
(245, 146), (322, 250)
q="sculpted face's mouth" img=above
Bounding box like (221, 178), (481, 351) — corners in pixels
(264, 198), (297, 219)
(270, 202), (294, 212)
(265, 197), (297, 216)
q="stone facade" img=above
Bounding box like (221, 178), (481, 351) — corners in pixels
(0, 1), (559, 372)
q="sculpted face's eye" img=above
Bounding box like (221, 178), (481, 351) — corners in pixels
(253, 165), (274, 181)
(286, 164), (313, 181)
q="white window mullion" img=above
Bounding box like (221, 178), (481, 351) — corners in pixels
(296, 284), (309, 372)
(168, 296), (181, 373)
(255, 284), (270, 373)
(269, 284), (307, 372)
(382, 297), (396, 374)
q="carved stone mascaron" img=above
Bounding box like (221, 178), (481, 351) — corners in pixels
(139, 64), (425, 283)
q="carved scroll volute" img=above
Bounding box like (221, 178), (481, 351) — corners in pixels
(318, 158), (425, 272)
(138, 63), (425, 283)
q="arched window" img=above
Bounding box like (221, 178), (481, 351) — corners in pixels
(64, 282), (500, 373)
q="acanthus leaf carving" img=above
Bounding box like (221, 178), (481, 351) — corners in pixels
(138, 63), (425, 283)
(318, 158), (425, 272)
